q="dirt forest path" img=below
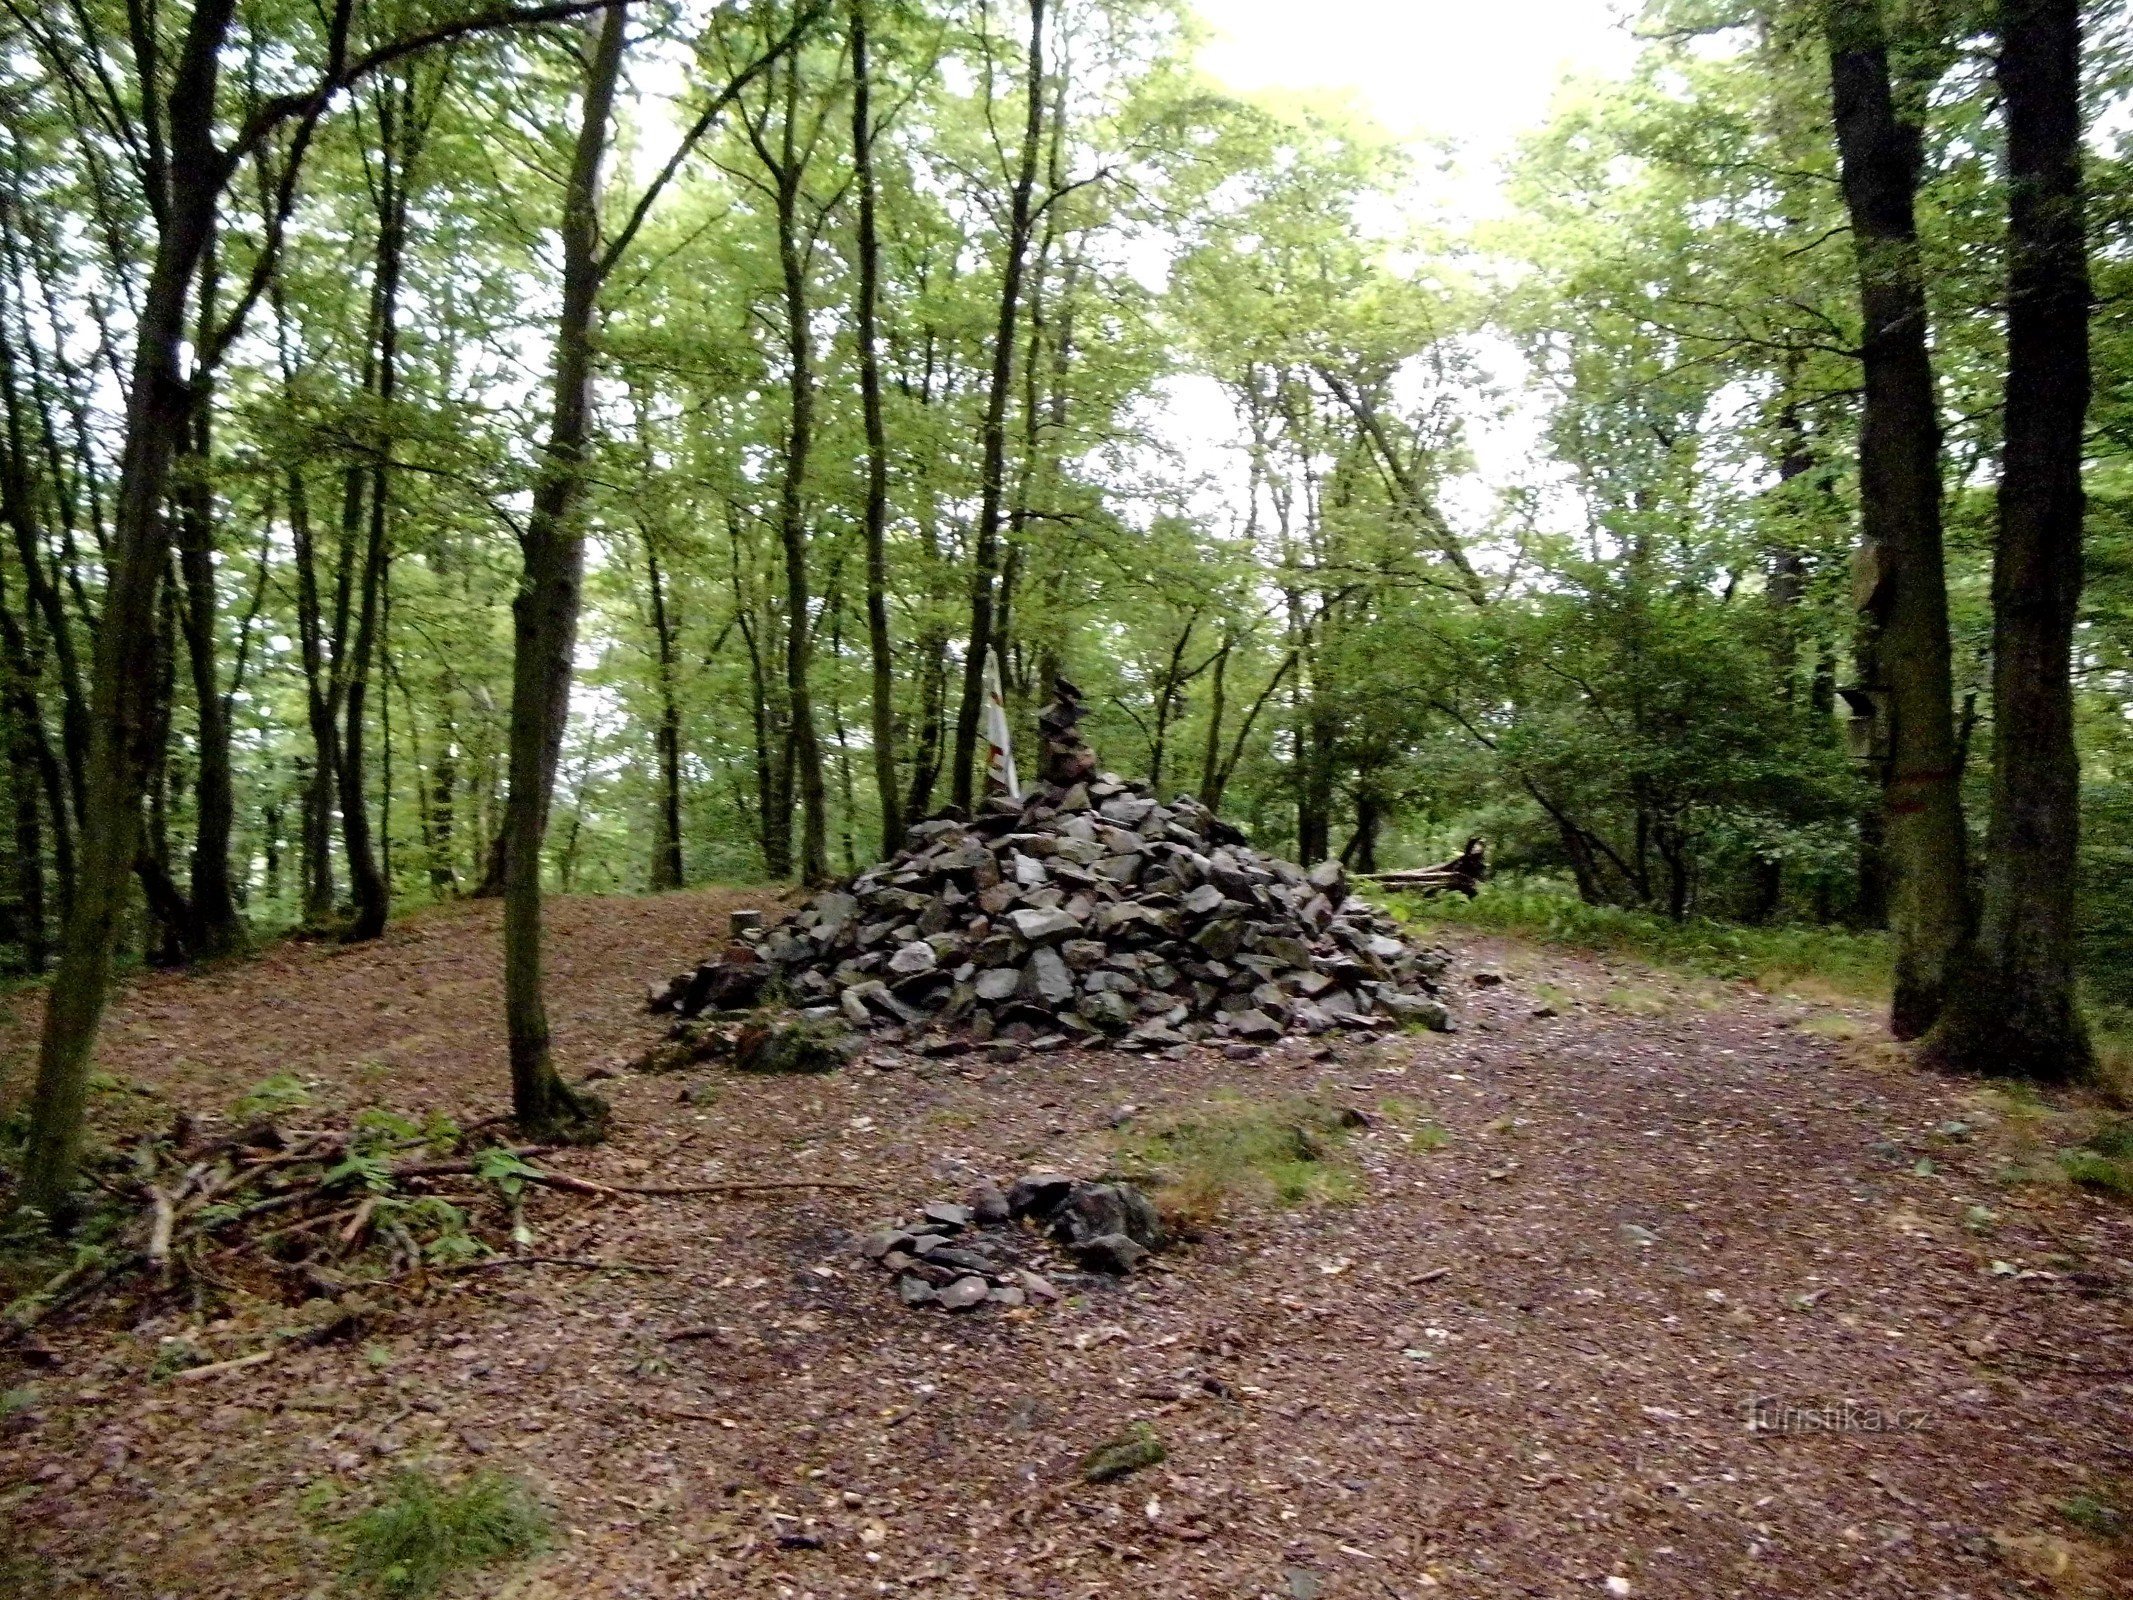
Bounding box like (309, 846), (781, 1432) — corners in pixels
(4, 889), (2131, 1599)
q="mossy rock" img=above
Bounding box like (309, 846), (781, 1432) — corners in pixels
(1079, 1422), (1165, 1483)
(733, 1016), (861, 1075)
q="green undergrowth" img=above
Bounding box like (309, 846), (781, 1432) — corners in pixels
(339, 1467), (549, 1597)
(1112, 1093), (1363, 1232)
(2061, 1117), (2133, 1199)
(1386, 880), (1892, 999)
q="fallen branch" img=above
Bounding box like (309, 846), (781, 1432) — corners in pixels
(170, 1348), (278, 1384)
(3, 1252), (137, 1343)
(147, 1189), (177, 1283)
(338, 1196), (380, 1248)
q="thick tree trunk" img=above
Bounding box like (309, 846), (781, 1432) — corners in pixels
(498, 0), (626, 1140)
(1824, 0), (1969, 1038)
(851, 0), (901, 860)
(1926, 0), (2092, 1079)
(18, 0), (237, 1216)
(950, 0), (1046, 809)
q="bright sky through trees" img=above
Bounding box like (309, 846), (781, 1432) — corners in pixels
(1162, 3), (1644, 538)
(1194, 0), (1641, 218)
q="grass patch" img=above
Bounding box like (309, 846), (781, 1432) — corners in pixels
(2090, 1025), (2133, 1108)
(1113, 1093), (1362, 1232)
(2060, 1118), (2133, 1199)
(1375, 1096), (1451, 1150)
(232, 1072), (311, 1123)
(2058, 1491), (2128, 1542)
(340, 1467), (548, 1597)
(1387, 879), (1891, 999)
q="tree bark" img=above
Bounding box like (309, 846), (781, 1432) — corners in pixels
(499, 0), (625, 1140)
(1197, 633), (1229, 803)
(339, 85), (411, 942)
(18, 0), (239, 1217)
(172, 288), (243, 957)
(851, 0), (901, 860)
(1824, 0), (1969, 1038)
(755, 58), (830, 884)
(2, 590), (44, 971)
(645, 533), (685, 891)
(1925, 0), (2092, 1079)
(950, 0), (1046, 809)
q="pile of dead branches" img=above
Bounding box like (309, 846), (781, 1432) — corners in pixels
(1, 1117), (865, 1357)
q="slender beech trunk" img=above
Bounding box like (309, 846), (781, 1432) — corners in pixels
(903, 628), (947, 821)
(173, 264), (242, 956)
(1198, 634), (1229, 801)
(645, 535), (685, 890)
(284, 461), (339, 921)
(851, 0), (901, 858)
(757, 59), (830, 883)
(339, 90), (409, 942)
(1927, 0), (2093, 1078)
(950, 0), (1046, 809)
(0, 314), (88, 832)
(429, 712), (458, 891)
(1824, 0), (1968, 1038)
(3, 607), (43, 972)
(499, 0), (625, 1138)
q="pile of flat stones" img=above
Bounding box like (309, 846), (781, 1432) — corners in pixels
(655, 770), (1450, 1052)
(859, 1175), (1167, 1311)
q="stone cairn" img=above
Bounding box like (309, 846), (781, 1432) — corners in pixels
(858, 1173), (1169, 1311)
(650, 680), (1449, 1050)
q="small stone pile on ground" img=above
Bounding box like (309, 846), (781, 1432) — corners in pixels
(857, 1174), (1168, 1311)
(648, 684), (1450, 1050)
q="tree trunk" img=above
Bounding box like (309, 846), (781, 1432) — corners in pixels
(903, 628), (948, 823)
(286, 467), (339, 922)
(339, 92), (409, 943)
(950, 0), (1046, 809)
(645, 535), (685, 891)
(1198, 634), (1229, 803)
(1824, 0), (1969, 1038)
(18, 0), (238, 1216)
(429, 711), (459, 891)
(1926, 0), (2092, 1079)
(173, 353), (243, 956)
(5, 625), (44, 972)
(498, 0), (626, 1140)
(851, 0), (901, 860)
(762, 60), (830, 884)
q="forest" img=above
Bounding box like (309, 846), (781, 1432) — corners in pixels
(0, 0), (2125, 1208)
(3, 0), (2133, 1594)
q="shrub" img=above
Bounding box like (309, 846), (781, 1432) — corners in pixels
(1388, 878), (1892, 997)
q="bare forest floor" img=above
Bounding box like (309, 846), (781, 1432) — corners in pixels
(3, 888), (2132, 1599)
